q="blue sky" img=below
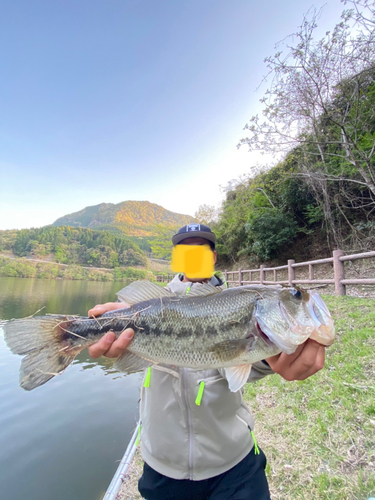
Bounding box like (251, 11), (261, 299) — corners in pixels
(0, 0), (345, 230)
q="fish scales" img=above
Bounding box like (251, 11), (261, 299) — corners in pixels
(121, 289), (264, 367)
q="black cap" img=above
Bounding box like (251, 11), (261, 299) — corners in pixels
(172, 224), (216, 247)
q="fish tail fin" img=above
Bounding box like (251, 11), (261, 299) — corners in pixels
(4, 316), (78, 391)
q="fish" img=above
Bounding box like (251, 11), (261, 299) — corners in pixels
(3, 281), (335, 392)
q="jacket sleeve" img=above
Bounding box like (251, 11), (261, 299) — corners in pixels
(247, 360), (274, 382)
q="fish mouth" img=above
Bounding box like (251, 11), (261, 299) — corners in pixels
(256, 321), (274, 346)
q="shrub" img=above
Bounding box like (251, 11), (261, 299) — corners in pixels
(246, 209), (298, 260)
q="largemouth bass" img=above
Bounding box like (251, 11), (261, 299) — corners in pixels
(3, 281), (335, 392)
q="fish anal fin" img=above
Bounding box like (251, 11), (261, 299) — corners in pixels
(114, 351), (153, 374)
(20, 347), (75, 391)
(224, 365), (252, 392)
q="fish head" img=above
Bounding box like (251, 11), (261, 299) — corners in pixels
(254, 286), (335, 354)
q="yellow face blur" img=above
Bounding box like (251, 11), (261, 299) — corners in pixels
(171, 244), (215, 279)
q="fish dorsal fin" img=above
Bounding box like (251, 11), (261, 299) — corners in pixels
(224, 364), (252, 392)
(211, 336), (257, 359)
(114, 351), (153, 374)
(184, 283), (221, 298)
(116, 281), (174, 305)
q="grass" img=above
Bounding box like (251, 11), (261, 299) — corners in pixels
(117, 295), (375, 500)
(116, 448), (144, 500)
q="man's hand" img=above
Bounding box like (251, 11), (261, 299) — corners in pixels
(265, 339), (325, 381)
(87, 302), (134, 359)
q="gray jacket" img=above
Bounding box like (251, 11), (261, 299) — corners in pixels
(139, 273), (274, 480)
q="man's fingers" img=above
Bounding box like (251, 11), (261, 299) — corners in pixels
(266, 343), (305, 372)
(88, 304), (107, 317)
(88, 331), (116, 359)
(102, 329), (134, 358)
(88, 302), (129, 318)
(87, 329), (135, 359)
(266, 339), (326, 381)
(87, 302), (133, 359)
(289, 340), (325, 379)
(291, 343), (325, 380)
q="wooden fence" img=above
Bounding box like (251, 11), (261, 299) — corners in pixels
(156, 249), (375, 296)
(156, 273), (175, 283)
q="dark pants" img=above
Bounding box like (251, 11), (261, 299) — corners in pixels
(138, 447), (271, 500)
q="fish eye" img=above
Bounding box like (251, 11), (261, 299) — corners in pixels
(290, 289), (302, 300)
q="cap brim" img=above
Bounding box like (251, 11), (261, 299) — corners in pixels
(172, 231), (216, 246)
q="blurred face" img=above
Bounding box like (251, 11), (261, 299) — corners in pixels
(178, 237), (217, 282)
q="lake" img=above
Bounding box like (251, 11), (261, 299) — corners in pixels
(0, 277), (142, 500)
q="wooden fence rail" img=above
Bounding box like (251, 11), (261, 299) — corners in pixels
(156, 273), (175, 283)
(156, 249), (375, 296)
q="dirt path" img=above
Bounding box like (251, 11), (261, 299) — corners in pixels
(0, 253), (114, 272)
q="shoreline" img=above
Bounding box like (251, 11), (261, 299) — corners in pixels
(0, 254), (167, 282)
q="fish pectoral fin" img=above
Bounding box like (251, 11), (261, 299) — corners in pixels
(116, 281), (175, 305)
(114, 351), (153, 374)
(211, 337), (255, 359)
(224, 365), (252, 392)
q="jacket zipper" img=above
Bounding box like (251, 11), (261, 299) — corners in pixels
(181, 367), (194, 479)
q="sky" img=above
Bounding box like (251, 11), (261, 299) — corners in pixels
(0, 0), (346, 230)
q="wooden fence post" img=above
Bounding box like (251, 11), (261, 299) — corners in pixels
(309, 264), (314, 280)
(288, 260), (295, 286)
(260, 265), (265, 284)
(224, 269), (228, 283)
(238, 268), (242, 287)
(333, 249), (346, 296)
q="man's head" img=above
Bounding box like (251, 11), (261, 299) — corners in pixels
(172, 224), (217, 282)
(172, 224), (216, 251)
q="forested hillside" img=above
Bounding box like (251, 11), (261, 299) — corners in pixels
(205, 1), (375, 265)
(53, 200), (195, 238)
(0, 226), (147, 269)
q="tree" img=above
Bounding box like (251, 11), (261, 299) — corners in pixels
(119, 248), (147, 267)
(194, 204), (219, 226)
(238, 0), (375, 246)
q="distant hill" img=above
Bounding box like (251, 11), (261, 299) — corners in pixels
(52, 201), (195, 238)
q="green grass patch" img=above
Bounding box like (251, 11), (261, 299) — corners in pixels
(244, 295), (375, 499)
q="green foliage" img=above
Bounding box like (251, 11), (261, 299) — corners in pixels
(304, 204), (324, 225)
(119, 249), (148, 267)
(0, 258), (37, 278)
(0, 230), (17, 252)
(0, 226), (147, 270)
(246, 209), (298, 260)
(149, 225), (175, 259)
(215, 162), (314, 262)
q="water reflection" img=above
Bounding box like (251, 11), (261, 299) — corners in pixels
(0, 277), (141, 500)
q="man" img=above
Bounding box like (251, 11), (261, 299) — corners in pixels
(88, 224), (325, 499)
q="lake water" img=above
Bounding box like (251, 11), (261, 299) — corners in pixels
(0, 277), (142, 500)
